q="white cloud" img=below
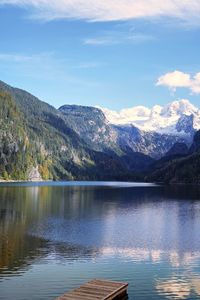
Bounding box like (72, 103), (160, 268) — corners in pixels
(0, 52), (54, 63)
(1, 0), (200, 24)
(157, 70), (200, 94)
(0, 53), (36, 62)
(0, 51), (101, 88)
(0, 52), (102, 70)
(72, 62), (105, 69)
(157, 70), (191, 91)
(84, 32), (155, 46)
(99, 99), (200, 134)
(84, 37), (117, 46)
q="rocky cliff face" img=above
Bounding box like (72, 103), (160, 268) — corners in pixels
(59, 105), (119, 153)
(99, 99), (200, 159)
(28, 166), (42, 181)
(114, 124), (189, 159)
(60, 102), (195, 160)
(0, 79), (200, 181)
(59, 105), (155, 170)
(0, 81), (127, 180)
(101, 99), (200, 135)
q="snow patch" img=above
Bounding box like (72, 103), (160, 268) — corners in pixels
(99, 99), (200, 135)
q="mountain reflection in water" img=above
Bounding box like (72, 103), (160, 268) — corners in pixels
(1, 182), (200, 300)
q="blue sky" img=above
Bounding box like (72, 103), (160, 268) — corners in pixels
(0, 1), (200, 110)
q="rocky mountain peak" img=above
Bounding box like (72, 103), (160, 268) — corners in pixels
(160, 99), (198, 117)
(101, 99), (200, 136)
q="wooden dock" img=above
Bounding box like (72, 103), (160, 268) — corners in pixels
(56, 279), (128, 300)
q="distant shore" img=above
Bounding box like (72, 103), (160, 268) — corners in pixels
(0, 179), (52, 183)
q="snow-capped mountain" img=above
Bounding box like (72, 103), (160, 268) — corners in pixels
(100, 99), (200, 136)
(1, 79), (199, 179)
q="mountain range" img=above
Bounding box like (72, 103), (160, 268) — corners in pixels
(0, 79), (200, 183)
(101, 100), (200, 135)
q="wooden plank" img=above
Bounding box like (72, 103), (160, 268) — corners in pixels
(55, 279), (128, 300)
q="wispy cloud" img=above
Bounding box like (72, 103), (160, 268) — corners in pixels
(0, 51), (101, 87)
(84, 37), (115, 46)
(157, 70), (200, 94)
(71, 62), (106, 69)
(1, 0), (200, 25)
(0, 53), (36, 62)
(0, 52), (54, 63)
(0, 52), (102, 69)
(84, 30), (155, 46)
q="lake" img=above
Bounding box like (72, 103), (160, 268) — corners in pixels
(1, 182), (200, 300)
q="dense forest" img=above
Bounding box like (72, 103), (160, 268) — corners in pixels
(0, 79), (200, 183)
(0, 81), (136, 181)
(147, 131), (200, 184)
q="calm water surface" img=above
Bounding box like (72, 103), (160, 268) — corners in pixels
(1, 182), (200, 300)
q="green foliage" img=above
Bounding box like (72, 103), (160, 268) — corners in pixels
(3, 78), (199, 184)
(38, 159), (53, 180)
(0, 91), (29, 180)
(0, 81), (130, 181)
(147, 131), (200, 184)
(148, 155), (197, 184)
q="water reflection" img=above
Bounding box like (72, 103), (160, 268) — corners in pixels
(98, 247), (200, 266)
(1, 183), (200, 300)
(156, 275), (200, 299)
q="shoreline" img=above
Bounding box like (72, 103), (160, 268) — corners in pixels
(0, 179), (52, 183)
(0, 179), (199, 186)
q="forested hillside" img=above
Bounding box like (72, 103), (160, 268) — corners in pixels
(147, 131), (200, 184)
(0, 81), (134, 181)
(1, 79), (200, 183)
